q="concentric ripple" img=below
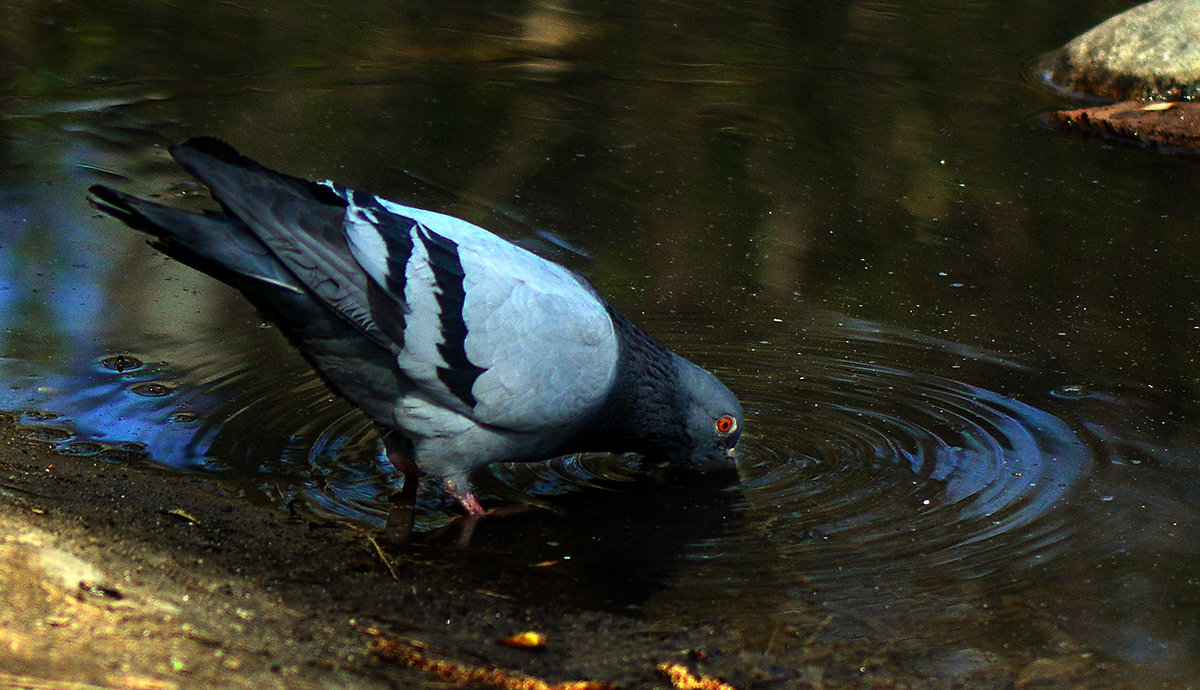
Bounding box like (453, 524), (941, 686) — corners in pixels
(610, 312), (1200, 682)
(729, 354), (1093, 595)
(444, 312), (1107, 605)
(0, 311), (1112, 556)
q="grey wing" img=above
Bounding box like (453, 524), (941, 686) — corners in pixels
(171, 138), (619, 433)
(345, 198), (621, 433)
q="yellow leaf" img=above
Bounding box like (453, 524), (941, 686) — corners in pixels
(500, 631), (547, 650)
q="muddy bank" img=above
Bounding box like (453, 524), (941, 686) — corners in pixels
(1046, 101), (1200, 153)
(0, 431), (685, 689)
(0, 418), (1154, 689)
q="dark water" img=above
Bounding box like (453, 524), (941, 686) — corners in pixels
(3, 0), (1200, 682)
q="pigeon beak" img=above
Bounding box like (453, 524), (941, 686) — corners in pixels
(690, 446), (739, 474)
(693, 450), (740, 487)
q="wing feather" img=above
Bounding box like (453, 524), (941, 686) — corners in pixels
(169, 140), (391, 347)
(170, 138), (619, 436)
(344, 197), (620, 433)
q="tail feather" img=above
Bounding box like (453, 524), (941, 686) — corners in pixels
(169, 137), (347, 213)
(88, 184), (304, 294)
(88, 159), (409, 428)
(162, 138), (386, 348)
(87, 180), (408, 427)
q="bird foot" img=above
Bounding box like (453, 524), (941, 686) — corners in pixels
(441, 478), (486, 517)
(376, 467), (535, 547)
(434, 503), (537, 547)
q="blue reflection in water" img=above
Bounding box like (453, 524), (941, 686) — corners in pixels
(1, 169), (202, 464)
(842, 363), (1090, 524)
(3, 355), (194, 465)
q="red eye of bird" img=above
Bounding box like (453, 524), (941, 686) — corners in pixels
(715, 415), (737, 434)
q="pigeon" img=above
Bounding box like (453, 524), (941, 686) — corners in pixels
(88, 137), (743, 518)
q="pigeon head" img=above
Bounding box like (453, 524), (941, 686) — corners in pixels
(671, 354), (744, 472)
(578, 306), (744, 474)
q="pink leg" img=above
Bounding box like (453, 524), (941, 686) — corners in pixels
(442, 477), (486, 516)
(438, 478), (488, 547)
(378, 434), (489, 547)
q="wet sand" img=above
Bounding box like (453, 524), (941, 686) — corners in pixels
(0, 420), (1150, 689)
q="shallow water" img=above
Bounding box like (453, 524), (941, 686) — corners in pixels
(3, 0), (1200, 682)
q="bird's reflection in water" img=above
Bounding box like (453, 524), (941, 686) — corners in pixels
(396, 462), (744, 613)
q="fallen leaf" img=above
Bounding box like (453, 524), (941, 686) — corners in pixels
(658, 663), (738, 690)
(500, 631), (547, 650)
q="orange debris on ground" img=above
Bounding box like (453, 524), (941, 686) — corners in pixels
(500, 631), (549, 650)
(657, 662), (739, 690)
(362, 627), (617, 690)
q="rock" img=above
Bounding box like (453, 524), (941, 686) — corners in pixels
(1037, 0), (1200, 101)
(1047, 101), (1200, 152)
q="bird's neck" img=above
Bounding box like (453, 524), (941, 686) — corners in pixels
(565, 302), (686, 456)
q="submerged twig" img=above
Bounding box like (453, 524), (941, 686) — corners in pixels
(364, 534), (400, 581)
(0, 482), (54, 500)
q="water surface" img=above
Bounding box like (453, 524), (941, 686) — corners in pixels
(3, 0), (1200, 683)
